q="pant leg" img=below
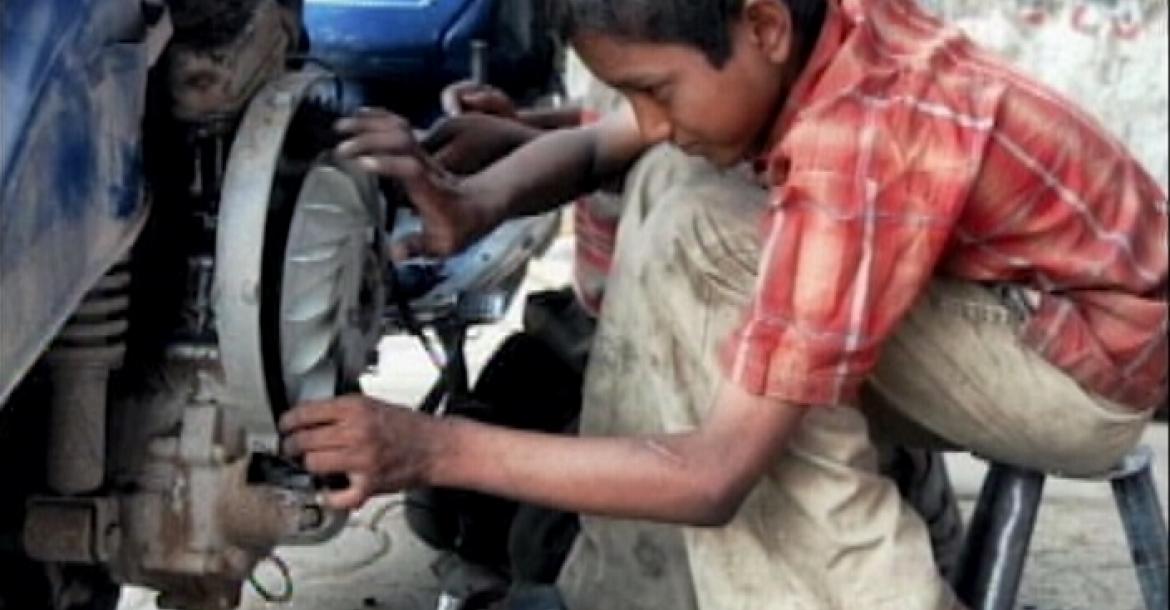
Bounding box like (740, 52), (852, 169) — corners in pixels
(869, 279), (1154, 477)
(558, 146), (955, 610)
(558, 146), (718, 610)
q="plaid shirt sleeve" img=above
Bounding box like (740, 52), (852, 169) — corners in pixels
(722, 88), (999, 406)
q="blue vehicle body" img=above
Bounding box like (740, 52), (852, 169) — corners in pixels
(0, 0), (528, 404)
(304, 0), (497, 80)
(0, 0), (150, 403)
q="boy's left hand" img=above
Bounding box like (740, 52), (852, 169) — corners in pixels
(279, 395), (437, 510)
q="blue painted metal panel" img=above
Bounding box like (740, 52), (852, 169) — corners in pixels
(0, 0), (150, 403)
(439, 0), (496, 75)
(304, 0), (493, 78)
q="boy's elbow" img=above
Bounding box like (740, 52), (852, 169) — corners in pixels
(685, 472), (750, 527)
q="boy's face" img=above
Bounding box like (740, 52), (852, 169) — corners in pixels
(573, 2), (799, 167)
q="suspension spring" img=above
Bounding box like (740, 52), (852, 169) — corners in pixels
(45, 260), (132, 494)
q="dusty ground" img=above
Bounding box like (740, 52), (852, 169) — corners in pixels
(120, 238), (1169, 610)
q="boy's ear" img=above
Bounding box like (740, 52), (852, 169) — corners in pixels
(743, 0), (796, 65)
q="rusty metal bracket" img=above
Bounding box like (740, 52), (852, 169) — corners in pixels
(23, 496), (121, 564)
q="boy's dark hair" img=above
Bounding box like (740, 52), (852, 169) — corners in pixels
(554, 0), (827, 67)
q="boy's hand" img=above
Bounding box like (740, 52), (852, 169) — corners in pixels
(440, 80), (518, 117)
(279, 395), (438, 510)
(334, 108), (499, 256)
(423, 113), (543, 175)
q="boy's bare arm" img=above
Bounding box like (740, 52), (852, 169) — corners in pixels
(467, 104), (647, 226)
(335, 106), (647, 257)
(281, 381), (805, 526)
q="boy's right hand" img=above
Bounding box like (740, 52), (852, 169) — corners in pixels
(440, 80), (518, 118)
(423, 113), (543, 175)
(334, 108), (500, 257)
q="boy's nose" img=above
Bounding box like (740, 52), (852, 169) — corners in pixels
(630, 96), (673, 143)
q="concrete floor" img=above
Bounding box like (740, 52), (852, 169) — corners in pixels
(121, 239), (1169, 610)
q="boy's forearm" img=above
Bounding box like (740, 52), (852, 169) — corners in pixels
(465, 108), (648, 228)
(421, 416), (734, 526)
(516, 106), (586, 130)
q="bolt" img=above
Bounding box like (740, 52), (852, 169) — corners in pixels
(299, 505), (325, 530)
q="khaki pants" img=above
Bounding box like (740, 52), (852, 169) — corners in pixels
(557, 146), (1153, 610)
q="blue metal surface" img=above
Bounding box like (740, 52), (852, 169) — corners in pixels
(0, 0), (150, 404)
(304, 0), (494, 79)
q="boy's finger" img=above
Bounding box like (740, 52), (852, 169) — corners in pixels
(431, 143), (461, 171)
(302, 450), (359, 476)
(420, 119), (457, 152)
(279, 403), (343, 434)
(335, 112), (410, 136)
(336, 130), (416, 159)
(325, 474), (373, 511)
(461, 90), (497, 108)
(441, 82), (474, 116)
(354, 106), (393, 117)
(354, 155), (427, 181)
(283, 426), (349, 458)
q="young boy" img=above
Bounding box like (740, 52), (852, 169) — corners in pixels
(282, 0), (1167, 608)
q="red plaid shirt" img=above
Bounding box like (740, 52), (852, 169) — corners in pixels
(723, 0), (1168, 409)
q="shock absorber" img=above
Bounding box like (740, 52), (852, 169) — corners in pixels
(45, 260), (131, 495)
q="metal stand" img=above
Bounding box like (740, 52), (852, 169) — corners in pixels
(953, 446), (1169, 610)
(953, 463), (1046, 610)
(1109, 446), (1169, 610)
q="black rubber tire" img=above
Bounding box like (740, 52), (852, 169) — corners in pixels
(406, 331), (584, 580)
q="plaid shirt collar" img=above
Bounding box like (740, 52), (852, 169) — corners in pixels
(755, 0), (857, 186)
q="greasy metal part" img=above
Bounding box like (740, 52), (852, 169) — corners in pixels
(45, 265), (131, 494)
(391, 208), (559, 324)
(952, 462), (1046, 610)
(216, 69), (336, 445)
(181, 254), (217, 342)
(23, 497), (121, 564)
(217, 457), (342, 550)
(166, 342), (221, 362)
(418, 321), (470, 416)
(1107, 446), (1169, 610)
(470, 39), (488, 85)
(166, 0), (299, 121)
(110, 405), (343, 610)
(44, 363), (118, 494)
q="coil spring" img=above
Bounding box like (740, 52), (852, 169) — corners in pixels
(52, 260), (131, 363)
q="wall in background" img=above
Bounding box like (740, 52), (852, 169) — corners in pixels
(924, 0), (1168, 189)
